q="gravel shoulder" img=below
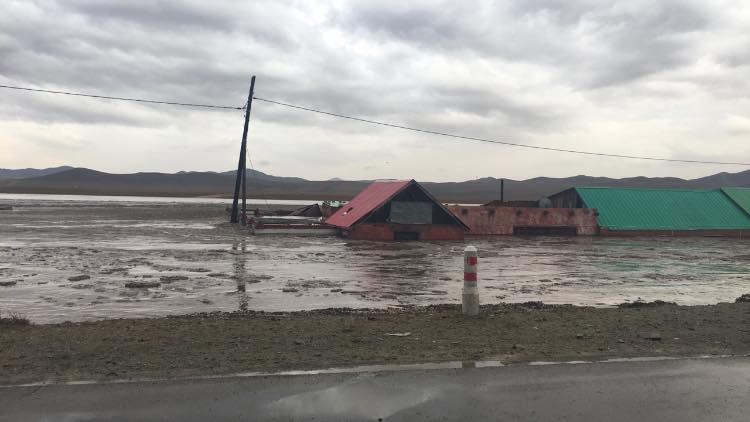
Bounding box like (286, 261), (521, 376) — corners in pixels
(2, 302), (749, 385)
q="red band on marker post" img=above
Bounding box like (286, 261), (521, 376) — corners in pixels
(462, 245), (479, 315)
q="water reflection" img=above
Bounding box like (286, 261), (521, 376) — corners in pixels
(267, 375), (438, 419)
(233, 238), (248, 311)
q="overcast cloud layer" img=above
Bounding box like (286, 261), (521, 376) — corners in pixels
(1, 0), (749, 181)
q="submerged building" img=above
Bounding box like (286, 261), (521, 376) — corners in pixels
(325, 183), (750, 239)
(447, 204), (598, 236)
(549, 187), (750, 237)
(325, 179), (469, 240)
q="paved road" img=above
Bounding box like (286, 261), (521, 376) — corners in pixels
(2, 357), (749, 421)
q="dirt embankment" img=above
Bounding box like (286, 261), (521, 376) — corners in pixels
(1, 302), (749, 385)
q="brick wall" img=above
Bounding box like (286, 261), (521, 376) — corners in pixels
(347, 223), (465, 240)
(447, 206), (598, 236)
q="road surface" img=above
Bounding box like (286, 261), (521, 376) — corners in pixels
(2, 357), (749, 421)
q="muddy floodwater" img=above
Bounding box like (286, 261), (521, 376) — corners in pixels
(1, 196), (749, 323)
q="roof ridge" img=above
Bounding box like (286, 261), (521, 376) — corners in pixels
(576, 186), (721, 192)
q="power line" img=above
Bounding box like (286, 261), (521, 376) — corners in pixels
(245, 155), (269, 206)
(0, 84), (244, 110)
(252, 96), (750, 166)
(1, 83), (747, 166)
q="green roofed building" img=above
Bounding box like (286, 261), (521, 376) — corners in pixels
(548, 187), (750, 236)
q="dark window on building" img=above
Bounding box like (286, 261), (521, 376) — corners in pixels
(389, 201), (433, 224)
(513, 226), (577, 236)
(363, 183), (461, 226)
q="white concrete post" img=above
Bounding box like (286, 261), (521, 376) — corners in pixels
(463, 246), (479, 315)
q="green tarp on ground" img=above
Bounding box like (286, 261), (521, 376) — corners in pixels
(574, 187), (750, 230)
(722, 187), (750, 217)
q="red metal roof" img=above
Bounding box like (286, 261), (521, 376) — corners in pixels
(325, 180), (412, 228)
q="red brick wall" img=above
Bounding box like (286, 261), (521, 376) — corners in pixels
(447, 206), (599, 236)
(347, 223), (465, 240)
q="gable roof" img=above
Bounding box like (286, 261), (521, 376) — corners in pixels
(574, 187), (750, 230)
(326, 180), (412, 228)
(721, 187), (750, 216)
(325, 179), (468, 230)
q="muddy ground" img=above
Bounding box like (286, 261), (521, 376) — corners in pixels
(1, 302), (749, 385)
(3, 197), (750, 324)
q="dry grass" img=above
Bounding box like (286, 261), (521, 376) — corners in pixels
(1, 303), (749, 384)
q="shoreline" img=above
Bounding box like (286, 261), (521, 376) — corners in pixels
(0, 189), (347, 201)
(2, 301), (749, 385)
(0, 190), (483, 204)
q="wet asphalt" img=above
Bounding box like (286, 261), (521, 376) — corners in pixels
(2, 357), (749, 421)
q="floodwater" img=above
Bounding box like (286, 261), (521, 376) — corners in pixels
(0, 193), (319, 205)
(1, 196), (749, 324)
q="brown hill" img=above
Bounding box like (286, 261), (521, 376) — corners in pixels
(1, 167), (749, 203)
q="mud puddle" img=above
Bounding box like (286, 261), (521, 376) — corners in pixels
(1, 198), (750, 323)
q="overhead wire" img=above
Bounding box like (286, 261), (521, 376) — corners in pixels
(0, 84), (244, 110)
(1, 83), (748, 166)
(251, 96), (750, 166)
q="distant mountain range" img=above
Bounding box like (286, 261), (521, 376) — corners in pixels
(1, 166), (749, 203)
(0, 166), (73, 178)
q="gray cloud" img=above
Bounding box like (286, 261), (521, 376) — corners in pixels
(0, 1), (300, 119)
(66, 1), (238, 32)
(338, 0), (715, 88)
(0, 89), (170, 127)
(1, 0), (748, 180)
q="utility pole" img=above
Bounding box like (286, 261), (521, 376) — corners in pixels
(230, 76), (256, 224)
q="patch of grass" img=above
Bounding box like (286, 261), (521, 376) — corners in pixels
(0, 310), (30, 326)
(2, 303), (750, 385)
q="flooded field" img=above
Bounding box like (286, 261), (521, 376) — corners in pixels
(1, 196), (749, 323)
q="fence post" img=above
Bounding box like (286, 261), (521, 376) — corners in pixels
(463, 246), (479, 315)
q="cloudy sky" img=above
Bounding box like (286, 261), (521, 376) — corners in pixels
(1, 0), (749, 182)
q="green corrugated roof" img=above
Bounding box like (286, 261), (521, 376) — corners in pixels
(721, 187), (750, 216)
(575, 187), (750, 230)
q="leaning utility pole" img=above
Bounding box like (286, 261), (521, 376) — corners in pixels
(230, 75), (256, 224)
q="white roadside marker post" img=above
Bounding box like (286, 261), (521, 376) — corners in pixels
(463, 246), (479, 316)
